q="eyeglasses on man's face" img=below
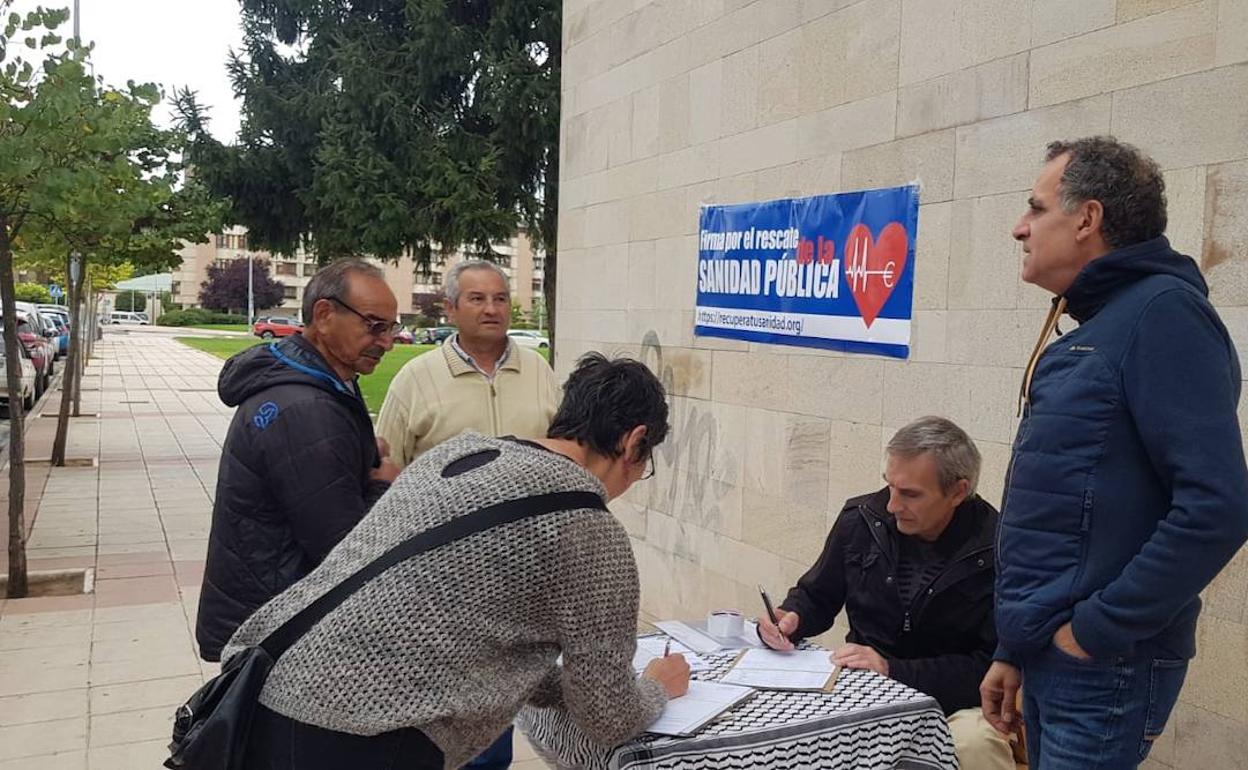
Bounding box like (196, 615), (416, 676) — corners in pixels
(640, 452), (656, 481)
(329, 297), (402, 337)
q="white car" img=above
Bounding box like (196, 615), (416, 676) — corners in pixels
(507, 330), (549, 349)
(0, 342), (38, 413)
(109, 311), (148, 325)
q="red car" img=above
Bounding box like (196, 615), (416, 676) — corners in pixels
(13, 310), (54, 397)
(252, 316), (304, 339)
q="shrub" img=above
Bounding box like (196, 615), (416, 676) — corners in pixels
(157, 308), (249, 326)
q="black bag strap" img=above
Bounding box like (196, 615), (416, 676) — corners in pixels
(259, 490), (607, 658)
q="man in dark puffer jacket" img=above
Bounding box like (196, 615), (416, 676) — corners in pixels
(196, 258), (402, 662)
(759, 417), (1015, 770)
(981, 137), (1248, 769)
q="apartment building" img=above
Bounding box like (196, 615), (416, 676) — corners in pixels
(171, 225), (544, 321)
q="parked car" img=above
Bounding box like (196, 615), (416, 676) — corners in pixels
(394, 327), (416, 344)
(252, 316), (304, 339)
(15, 303), (57, 380)
(22, 302), (64, 359)
(36, 305), (71, 357)
(507, 330), (550, 349)
(109, 311), (148, 325)
(0, 338), (37, 414)
(422, 326), (456, 345)
(6, 309), (54, 397)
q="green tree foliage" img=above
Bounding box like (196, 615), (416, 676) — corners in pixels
(174, 0), (561, 348)
(0, 2), (224, 596)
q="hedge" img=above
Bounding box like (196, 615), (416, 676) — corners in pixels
(157, 308), (250, 326)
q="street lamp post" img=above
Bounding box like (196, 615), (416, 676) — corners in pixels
(247, 252), (254, 326)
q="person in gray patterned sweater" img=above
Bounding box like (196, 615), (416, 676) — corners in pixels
(226, 353), (690, 770)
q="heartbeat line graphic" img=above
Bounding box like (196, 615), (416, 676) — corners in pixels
(845, 232), (897, 293)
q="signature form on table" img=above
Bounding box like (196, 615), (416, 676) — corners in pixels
(645, 680), (755, 737)
(719, 648), (841, 692)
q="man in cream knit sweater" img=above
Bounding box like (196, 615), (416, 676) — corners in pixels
(229, 354), (689, 770)
(376, 260), (559, 468)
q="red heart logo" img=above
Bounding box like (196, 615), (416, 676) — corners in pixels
(843, 222), (908, 328)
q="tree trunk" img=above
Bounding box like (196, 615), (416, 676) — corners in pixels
(0, 220), (29, 598)
(72, 271), (88, 417)
(84, 282), (96, 361)
(50, 253), (81, 466)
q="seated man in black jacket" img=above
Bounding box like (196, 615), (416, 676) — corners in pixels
(196, 258), (403, 662)
(758, 416), (1013, 770)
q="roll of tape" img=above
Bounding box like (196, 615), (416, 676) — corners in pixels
(707, 610), (744, 637)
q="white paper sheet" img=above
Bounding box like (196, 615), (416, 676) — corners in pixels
(653, 620), (723, 653)
(719, 648), (839, 691)
(632, 637), (710, 673)
(645, 680), (755, 736)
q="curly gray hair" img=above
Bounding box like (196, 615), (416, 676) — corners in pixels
(1045, 136), (1167, 249)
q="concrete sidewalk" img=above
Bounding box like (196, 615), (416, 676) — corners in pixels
(0, 332), (544, 769)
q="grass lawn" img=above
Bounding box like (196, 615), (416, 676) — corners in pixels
(177, 337), (434, 414)
(177, 337), (550, 415)
(185, 324), (251, 332)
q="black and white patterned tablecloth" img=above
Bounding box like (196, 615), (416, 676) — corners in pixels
(517, 639), (958, 770)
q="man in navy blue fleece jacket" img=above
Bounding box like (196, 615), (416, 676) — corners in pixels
(979, 137), (1248, 769)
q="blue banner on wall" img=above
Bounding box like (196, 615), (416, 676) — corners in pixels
(695, 185), (919, 359)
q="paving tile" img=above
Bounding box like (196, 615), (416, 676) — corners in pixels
(94, 552), (167, 567)
(86, 739), (167, 770)
(26, 557), (97, 571)
(22, 546), (96, 560)
(2, 594), (95, 615)
(0, 621), (92, 651)
(0, 609), (92, 630)
(172, 561), (203, 588)
(88, 706), (173, 748)
(88, 675), (201, 716)
(91, 618), (189, 644)
(89, 653), (201, 687)
(0, 688), (89, 725)
(93, 562), (172, 581)
(90, 633), (194, 664)
(96, 543), (166, 557)
(92, 576), (179, 608)
(91, 603), (185, 626)
(0, 751), (86, 769)
(0, 640), (91, 668)
(0, 661), (88, 697)
(0, 717), (87, 760)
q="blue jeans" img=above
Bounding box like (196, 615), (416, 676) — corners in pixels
(464, 726), (513, 769)
(1022, 643), (1187, 769)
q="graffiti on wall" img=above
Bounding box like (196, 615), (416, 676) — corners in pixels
(639, 330), (737, 543)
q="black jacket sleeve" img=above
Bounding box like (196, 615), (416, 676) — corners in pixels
(886, 602), (996, 714)
(263, 398), (378, 563)
(781, 511), (852, 641)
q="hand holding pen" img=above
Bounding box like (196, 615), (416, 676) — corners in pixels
(641, 637), (690, 698)
(757, 584), (800, 651)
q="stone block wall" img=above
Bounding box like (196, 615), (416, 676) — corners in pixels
(558, 1), (1248, 764)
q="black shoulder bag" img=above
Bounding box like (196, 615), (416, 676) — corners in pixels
(164, 490), (607, 770)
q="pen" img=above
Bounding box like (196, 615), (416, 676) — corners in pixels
(758, 584), (785, 638)
(663, 638), (671, 657)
